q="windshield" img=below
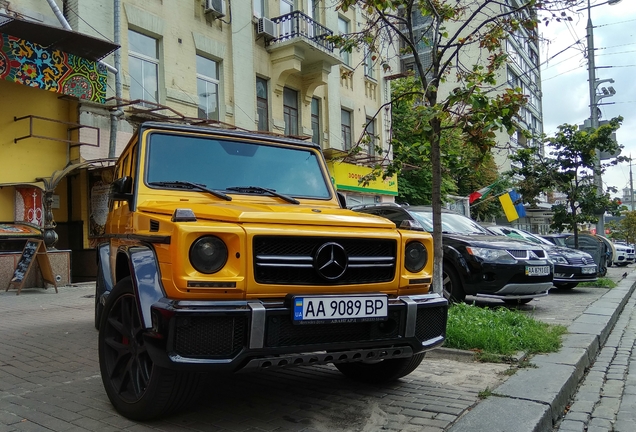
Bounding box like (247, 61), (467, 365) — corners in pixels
(145, 132), (331, 199)
(492, 227), (552, 245)
(409, 210), (489, 235)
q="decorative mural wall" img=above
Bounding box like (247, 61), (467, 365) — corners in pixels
(14, 187), (43, 227)
(0, 32), (108, 103)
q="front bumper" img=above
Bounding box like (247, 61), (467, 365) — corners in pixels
(462, 260), (553, 298)
(143, 293), (448, 372)
(554, 263), (598, 283)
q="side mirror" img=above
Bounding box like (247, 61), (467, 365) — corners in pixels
(110, 176), (133, 204)
(337, 192), (347, 209)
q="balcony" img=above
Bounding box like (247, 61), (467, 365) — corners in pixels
(265, 11), (341, 101)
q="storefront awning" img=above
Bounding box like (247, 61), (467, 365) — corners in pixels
(0, 13), (118, 61)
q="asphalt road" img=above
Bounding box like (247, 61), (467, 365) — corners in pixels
(0, 267), (629, 431)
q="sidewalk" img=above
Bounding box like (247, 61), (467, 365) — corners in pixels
(448, 269), (636, 432)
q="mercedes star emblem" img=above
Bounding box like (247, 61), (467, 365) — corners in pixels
(314, 242), (348, 280)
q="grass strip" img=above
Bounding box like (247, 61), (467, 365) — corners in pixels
(578, 277), (616, 288)
(444, 303), (567, 356)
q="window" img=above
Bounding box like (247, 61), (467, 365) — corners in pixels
(256, 77), (269, 131)
(341, 109), (352, 150)
(311, 98), (320, 145)
(253, 0), (264, 18)
(283, 87), (299, 136)
(280, 0), (294, 36)
(365, 117), (376, 157)
(196, 55), (220, 120)
(128, 30), (159, 104)
(507, 67), (519, 88)
(338, 17), (350, 66)
(364, 46), (374, 79)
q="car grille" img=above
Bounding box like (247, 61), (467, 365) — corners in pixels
(567, 257), (589, 265)
(415, 305), (447, 343)
(253, 236), (396, 285)
(174, 316), (247, 358)
(264, 310), (403, 347)
(507, 249), (547, 259)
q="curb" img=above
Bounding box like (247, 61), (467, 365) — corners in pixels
(447, 272), (636, 432)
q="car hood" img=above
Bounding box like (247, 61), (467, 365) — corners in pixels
(138, 201), (398, 229)
(443, 233), (544, 250)
(550, 245), (593, 259)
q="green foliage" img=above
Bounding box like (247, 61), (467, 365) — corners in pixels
(445, 303), (567, 356)
(390, 76), (507, 222)
(578, 278), (616, 288)
(478, 387), (493, 399)
(608, 211), (636, 244)
(506, 118), (625, 238)
(329, 0), (586, 290)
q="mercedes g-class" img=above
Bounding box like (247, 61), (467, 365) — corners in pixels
(95, 122), (447, 420)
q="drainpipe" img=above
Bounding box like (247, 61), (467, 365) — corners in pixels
(108, 0), (124, 158)
(44, 0), (117, 74)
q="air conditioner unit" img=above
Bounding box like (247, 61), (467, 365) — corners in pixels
(204, 0), (225, 18)
(257, 17), (276, 41)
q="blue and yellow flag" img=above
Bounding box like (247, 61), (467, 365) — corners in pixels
(499, 190), (526, 222)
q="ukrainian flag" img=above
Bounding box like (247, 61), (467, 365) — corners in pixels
(499, 190), (526, 222)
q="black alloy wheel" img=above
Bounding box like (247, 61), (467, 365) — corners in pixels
(98, 277), (202, 420)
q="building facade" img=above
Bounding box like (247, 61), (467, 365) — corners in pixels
(0, 0), (398, 283)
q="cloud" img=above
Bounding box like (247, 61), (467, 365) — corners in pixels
(540, 1), (636, 193)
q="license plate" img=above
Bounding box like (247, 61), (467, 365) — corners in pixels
(292, 295), (388, 324)
(582, 267), (597, 274)
(526, 265), (550, 276)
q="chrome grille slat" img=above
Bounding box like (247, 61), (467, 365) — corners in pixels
(253, 236), (397, 285)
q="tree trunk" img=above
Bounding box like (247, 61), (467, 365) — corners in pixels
(430, 117), (443, 295)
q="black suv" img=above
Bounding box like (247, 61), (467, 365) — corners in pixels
(351, 204), (554, 304)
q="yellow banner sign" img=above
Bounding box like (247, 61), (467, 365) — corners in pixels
(327, 162), (398, 196)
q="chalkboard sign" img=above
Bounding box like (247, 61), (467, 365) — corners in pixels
(6, 239), (58, 295)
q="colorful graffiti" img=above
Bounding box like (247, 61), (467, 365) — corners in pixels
(0, 32), (107, 103)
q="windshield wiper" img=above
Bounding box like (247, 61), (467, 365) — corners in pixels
(149, 181), (231, 201)
(225, 186), (299, 205)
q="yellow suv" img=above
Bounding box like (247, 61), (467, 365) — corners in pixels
(95, 122), (447, 420)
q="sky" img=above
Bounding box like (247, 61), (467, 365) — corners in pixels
(539, 0), (636, 198)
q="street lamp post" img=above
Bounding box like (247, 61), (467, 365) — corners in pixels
(587, 0), (621, 236)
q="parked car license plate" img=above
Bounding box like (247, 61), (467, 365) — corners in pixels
(582, 267), (597, 274)
(292, 295), (388, 324)
(526, 265), (550, 276)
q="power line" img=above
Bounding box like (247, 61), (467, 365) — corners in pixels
(596, 18), (636, 28)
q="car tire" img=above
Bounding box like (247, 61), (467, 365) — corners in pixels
(443, 266), (466, 303)
(554, 282), (578, 290)
(503, 298), (533, 305)
(99, 276), (203, 420)
(334, 353), (426, 384)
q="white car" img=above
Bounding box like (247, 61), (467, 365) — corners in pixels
(613, 243), (635, 266)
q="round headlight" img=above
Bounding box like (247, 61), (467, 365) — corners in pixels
(405, 242), (427, 273)
(189, 236), (228, 274)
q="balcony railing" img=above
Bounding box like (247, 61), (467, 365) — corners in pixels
(268, 11), (334, 53)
